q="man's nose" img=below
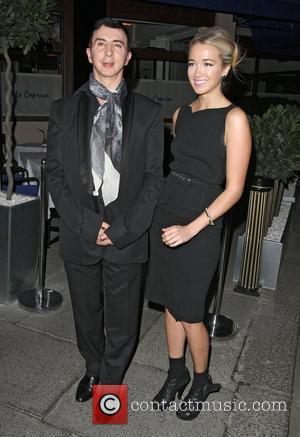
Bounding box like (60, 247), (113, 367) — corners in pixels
(105, 44), (113, 57)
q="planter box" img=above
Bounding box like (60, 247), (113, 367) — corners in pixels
(234, 236), (283, 290)
(0, 193), (40, 303)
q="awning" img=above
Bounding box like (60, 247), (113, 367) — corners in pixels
(147, 1), (300, 57)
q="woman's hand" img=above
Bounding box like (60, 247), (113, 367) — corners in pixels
(161, 224), (196, 247)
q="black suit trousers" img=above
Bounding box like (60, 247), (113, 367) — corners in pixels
(64, 260), (142, 384)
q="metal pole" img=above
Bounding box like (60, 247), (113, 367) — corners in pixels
(18, 159), (63, 311)
(205, 213), (238, 339)
(37, 158), (48, 290)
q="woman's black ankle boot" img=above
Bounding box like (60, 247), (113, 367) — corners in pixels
(176, 371), (221, 420)
(152, 357), (190, 411)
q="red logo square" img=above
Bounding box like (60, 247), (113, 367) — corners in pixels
(92, 384), (128, 425)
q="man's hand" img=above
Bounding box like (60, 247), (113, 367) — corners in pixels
(96, 221), (113, 246)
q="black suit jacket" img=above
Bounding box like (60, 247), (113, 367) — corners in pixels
(45, 82), (164, 265)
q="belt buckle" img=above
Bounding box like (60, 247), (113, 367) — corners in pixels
(172, 171), (192, 184)
(182, 174), (191, 183)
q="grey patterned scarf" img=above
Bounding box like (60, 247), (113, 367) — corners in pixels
(89, 73), (127, 203)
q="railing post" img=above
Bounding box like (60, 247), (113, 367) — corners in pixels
(205, 213), (238, 338)
(18, 159), (63, 311)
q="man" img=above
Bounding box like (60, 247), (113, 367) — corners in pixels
(46, 18), (163, 402)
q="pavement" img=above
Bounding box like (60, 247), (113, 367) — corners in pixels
(0, 189), (299, 437)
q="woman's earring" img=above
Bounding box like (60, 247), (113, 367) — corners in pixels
(221, 75), (227, 86)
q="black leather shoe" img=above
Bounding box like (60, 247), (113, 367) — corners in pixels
(75, 374), (100, 402)
(152, 367), (190, 410)
(176, 374), (220, 420)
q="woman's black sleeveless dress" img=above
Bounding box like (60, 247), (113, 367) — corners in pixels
(145, 104), (236, 323)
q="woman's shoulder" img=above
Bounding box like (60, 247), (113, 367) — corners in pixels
(225, 104), (251, 144)
(172, 104), (191, 121)
(226, 105), (249, 124)
(171, 106), (187, 135)
(172, 107), (181, 123)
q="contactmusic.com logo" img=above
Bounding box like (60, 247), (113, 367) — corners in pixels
(93, 385), (128, 424)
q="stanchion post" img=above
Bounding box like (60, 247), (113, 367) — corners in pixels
(18, 159), (63, 311)
(37, 157), (48, 291)
(205, 213), (238, 339)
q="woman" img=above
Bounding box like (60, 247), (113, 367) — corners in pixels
(145, 26), (251, 421)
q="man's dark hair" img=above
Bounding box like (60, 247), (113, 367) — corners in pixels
(88, 18), (130, 48)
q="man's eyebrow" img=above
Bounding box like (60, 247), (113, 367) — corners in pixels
(113, 39), (126, 45)
(93, 37), (125, 45)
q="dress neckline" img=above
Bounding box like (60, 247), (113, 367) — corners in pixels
(188, 103), (234, 114)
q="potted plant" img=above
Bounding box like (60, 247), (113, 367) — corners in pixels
(0, 0), (55, 303)
(250, 104), (300, 231)
(234, 104), (300, 292)
(0, 0), (55, 200)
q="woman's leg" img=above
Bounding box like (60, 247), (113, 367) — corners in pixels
(165, 308), (186, 358)
(152, 309), (190, 408)
(182, 321), (209, 372)
(176, 321), (220, 420)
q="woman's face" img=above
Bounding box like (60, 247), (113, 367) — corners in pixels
(187, 42), (229, 96)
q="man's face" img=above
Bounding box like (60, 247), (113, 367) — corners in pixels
(86, 25), (132, 89)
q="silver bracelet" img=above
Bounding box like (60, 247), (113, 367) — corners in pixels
(205, 208), (215, 226)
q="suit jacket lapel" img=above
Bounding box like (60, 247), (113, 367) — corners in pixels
(120, 92), (134, 181)
(77, 91), (98, 194)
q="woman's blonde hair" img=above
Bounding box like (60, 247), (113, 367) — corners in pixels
(189, 26), (242, 73)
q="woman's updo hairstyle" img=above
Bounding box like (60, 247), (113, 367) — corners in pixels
(189, 26), (242, 75)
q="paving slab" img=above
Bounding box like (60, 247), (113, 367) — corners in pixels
(289, 332), (300, 437)
(0, 262), (68, 326)
(17, 299), (161, 355)
(0, 300), (30, 324)
(289, 217), (300, 235)
(280, 253), (300, 277)
(17, 299), (77, 343)
(133, 310), (246, 394)
(224, 384), (290, 437)
(138, 307), (162, 341)
(44, 270), (69, 293)
(209, 332), (246, 392)
(16, 273), (76, 343)
(262, 258), (300, 310)
(233, 301), (299, 396)
(45, 362), (232, 437)
(0, 402), (75, 437)
(261, 285), (300, 307)
(219, 289), (259, 334)
(0, 190), (298, 437)
(132, 315), (169, 371)
(282, 233), (300, 260)
(0, 320), (84, 416)
(45, 245), (65, 281)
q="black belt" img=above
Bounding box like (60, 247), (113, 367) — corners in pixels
(170, 171), (222, 187)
